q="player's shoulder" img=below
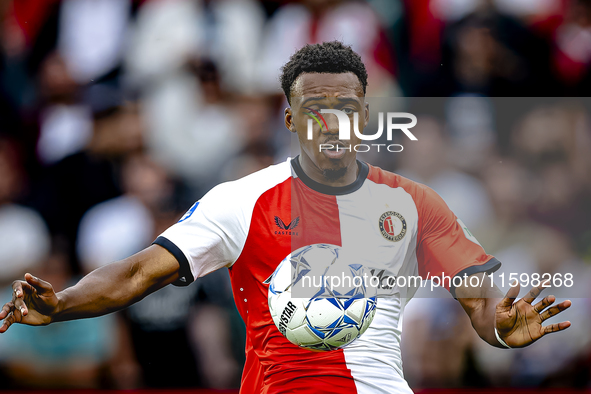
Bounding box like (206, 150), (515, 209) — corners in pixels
(366, 163), (451, 220)
(201, 158), (292, 204)
(365, 163), (448, 212)
(366, 163), (431, 197)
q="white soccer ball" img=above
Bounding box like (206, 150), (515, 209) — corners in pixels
(267, 244), (377, 351)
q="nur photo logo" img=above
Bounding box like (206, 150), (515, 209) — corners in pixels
(304, 108), (418, 153)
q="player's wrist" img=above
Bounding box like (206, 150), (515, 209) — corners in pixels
(50, 291), (67, 323)
(494, 326), (512, 349)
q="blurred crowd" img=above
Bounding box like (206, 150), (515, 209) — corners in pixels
(0, 0), (589, 390)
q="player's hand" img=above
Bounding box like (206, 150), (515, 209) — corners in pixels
(495, 280), (571, 348)
(0, 273), (59, 333)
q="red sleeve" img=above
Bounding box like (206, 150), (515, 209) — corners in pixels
(416, 185), (501, 295)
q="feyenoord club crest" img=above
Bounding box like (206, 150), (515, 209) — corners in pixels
(379, 211), (407, 242)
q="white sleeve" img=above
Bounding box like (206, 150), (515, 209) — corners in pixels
(153, 160), (291, 286)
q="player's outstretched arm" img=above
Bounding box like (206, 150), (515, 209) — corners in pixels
(0, 244), (180, 333)
(455, 273), (571, 348)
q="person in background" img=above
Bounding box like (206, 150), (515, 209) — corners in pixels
(0, 249), (117, 389)
(34, 52), (92, 166)
(257, 0), (397, 97)
(31, 84), (143, 275)
(0, 138), (50, 286)
(77, 153), (241, 389)
(0, 137), (115, 389)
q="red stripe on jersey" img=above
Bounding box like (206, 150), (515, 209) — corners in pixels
(229, 177), (358, 394)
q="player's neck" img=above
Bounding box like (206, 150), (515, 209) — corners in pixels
(297, 155), (359, 187)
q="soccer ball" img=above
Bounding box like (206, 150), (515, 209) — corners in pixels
(267, 244), (377, 351)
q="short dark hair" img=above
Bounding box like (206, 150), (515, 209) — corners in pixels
(280, 41), (368, 105)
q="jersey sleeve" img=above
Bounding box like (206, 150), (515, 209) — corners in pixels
(416, 185), (501, 297)
(153, 159), (292, 287)
(153, 182), (249, 286)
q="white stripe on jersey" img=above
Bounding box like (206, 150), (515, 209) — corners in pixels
(336, 178), (420, 394)
(344, 298), (413, 394)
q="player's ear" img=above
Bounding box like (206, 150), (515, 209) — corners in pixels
(364, 102), (370, 128)
(285, 107), (296, 133)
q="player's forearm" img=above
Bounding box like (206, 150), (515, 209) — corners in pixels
(52, 258), (145, 322)
(52, 246), (180, 322)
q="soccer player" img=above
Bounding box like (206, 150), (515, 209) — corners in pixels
(0, 41), (572, 394)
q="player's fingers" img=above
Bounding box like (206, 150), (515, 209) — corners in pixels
(499, 280), (520, 308)
(0, 312), (17, 333)
(532, 295), (555, 313)
(25, 273), (54, 295)
(11, 282), (35, 308)
(15, 282), (36, 298)
(11, 280), (25, 299)
(542, 321), (571, 335)
(521, 279), (550, 304)
(0, 301), (14, 320)
(13, 296), (28, 317)
(540, 300), (572, 322)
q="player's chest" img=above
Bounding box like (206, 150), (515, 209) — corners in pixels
(247, 182), (419, 275)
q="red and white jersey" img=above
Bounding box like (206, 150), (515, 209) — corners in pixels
(154, 157), (500, 394)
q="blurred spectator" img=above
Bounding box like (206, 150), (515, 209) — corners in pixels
(0, 137), (49, 285)
(393, 0), (553, 96)
(77, 153), (241, 389)
(257, 0), (397, 96)
(77, 153), (169, 269)
(396, 115), (494, 232)
(32, 84), (143, 274)
(388, 0), (444, 96)
(0, 250), (117, 389)
(473, 227), (591, 387)
(532, 0), (591, 95)
(126, 0), (265, 94)
(35, 52), (92, 165)
(57, 0), (131, 84)
(439, 3), (550, 96)
(431, 0), (562, 22)
(478, 158), (540, 253)
(403, 290), (479, 388)
(510, 103), (591, 255)
(132, 55), (245, 192)
(125, 0), (265, 190)
(445, 96), (496, 172)
(221, 139), (277, 181)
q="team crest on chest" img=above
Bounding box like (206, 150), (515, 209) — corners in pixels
(379, 211), (407, 242)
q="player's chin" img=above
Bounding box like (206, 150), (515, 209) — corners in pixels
(317, 154), (351, 181)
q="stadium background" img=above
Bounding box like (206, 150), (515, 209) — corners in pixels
(0, 0), (590, 391)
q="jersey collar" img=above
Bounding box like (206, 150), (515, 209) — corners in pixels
(290, 156), (369, 196)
